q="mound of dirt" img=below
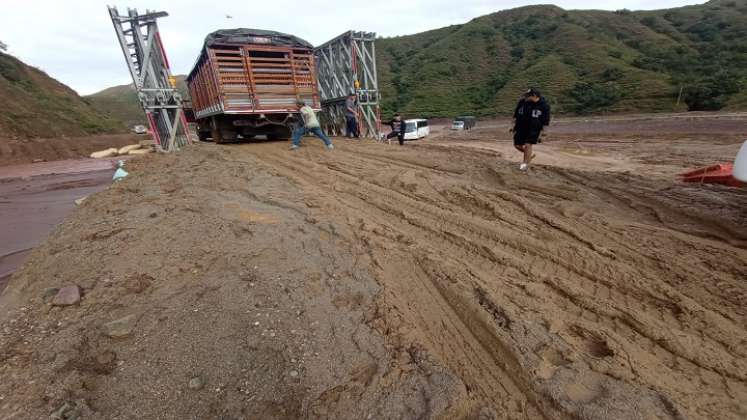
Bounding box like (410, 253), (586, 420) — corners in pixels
(1, 137), (745, 419)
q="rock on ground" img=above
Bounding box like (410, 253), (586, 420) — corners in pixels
(51, 285), (80, 306)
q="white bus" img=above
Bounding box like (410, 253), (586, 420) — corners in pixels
(403, 119), (429, 140)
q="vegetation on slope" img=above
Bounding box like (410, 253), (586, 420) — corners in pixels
(377, 0), (747, 118)
(88, 1), (746, 124)
(86, 76), (188, 128)
(0, 52), (123, 138)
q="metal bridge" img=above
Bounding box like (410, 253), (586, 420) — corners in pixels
(315, 31), (381, 140)
(108, 6), (191, 152)
(108, 6), (380, 145)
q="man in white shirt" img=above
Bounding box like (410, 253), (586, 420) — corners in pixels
(291, 99), (334, 150)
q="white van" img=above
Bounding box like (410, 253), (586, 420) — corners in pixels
(403, 119), (429, 140)
(734, 140), (747, 182)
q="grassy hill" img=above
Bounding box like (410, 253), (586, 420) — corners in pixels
(86, 75), (188, 128)
(89, 1), (746, 123)
(0, 52), (124, 138)
(377, 0), (747, 118)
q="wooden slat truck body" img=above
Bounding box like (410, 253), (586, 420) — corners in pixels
(186, 29), (320, 142)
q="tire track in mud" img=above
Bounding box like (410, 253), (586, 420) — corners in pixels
(296, 145), (744, 398)
(252, 148), (551, 418)
(250, 152), (587, 417)
(244, 143), (747, 419)
(548, 167), (747, 246)
(545, 167), (747, 322)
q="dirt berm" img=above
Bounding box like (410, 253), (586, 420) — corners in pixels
(1, 140), (745, 419)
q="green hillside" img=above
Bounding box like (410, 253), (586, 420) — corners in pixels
(89, 1), (746, 124)
(377, 0), (747, 118)
(0, 52), (123, 138)
(86, 75), (188, 128)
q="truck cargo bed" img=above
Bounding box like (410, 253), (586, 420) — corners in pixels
(187, 44), (319, 119)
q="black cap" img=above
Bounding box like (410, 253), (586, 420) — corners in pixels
(526, 87), (541, 97)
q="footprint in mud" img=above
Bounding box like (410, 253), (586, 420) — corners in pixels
(222, 202), (279, 224)
(122, 273), (153, 295)
(585, 337), (615, 358)
(474, 287), (512, 330)
(568, 325), (615, 359)
(563, 372), (604, 403)
(332, 292), (366, 310)
(555, 201), (588, 218)
(537, 346), (571, 380)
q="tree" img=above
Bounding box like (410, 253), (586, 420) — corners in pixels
(682, 72), (741, 111)
(0, 41), (7, 52)
(568, 82), (621, 113)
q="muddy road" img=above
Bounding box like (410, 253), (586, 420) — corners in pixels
(0, 117), (746, 419)
(0, 158), (121, 292)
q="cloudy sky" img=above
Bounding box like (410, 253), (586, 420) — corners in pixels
(1, 0), (705, 95)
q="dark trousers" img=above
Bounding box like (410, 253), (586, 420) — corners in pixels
(386, 131), (404, 145)
(346, 116), (359, 138)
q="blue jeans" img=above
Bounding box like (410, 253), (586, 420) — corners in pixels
(292, 126), (332, 147)
(345, 116), (359, 138)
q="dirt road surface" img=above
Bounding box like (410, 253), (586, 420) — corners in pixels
(0, 115), (745, 419)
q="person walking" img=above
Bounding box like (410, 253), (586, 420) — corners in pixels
(384, 113), (405, 145)
(290, 99), (334, 151)
(510, 88), (550, 171)
(345, 94), (360, 139)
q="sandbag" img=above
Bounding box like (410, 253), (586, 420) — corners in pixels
(117, 144), (141, 155)
(128, 148), (152, 155)
(90, 148), (118, 159)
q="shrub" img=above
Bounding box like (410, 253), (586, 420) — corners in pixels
(510, 46), (525, 60)
(601, 67), (624, 81)
(632, 57), (658, 71)
(683, 72), (741, 111)
(640, 16), (658, 27)
(0, 53), (24, 82)
(568, 82), (621, 112)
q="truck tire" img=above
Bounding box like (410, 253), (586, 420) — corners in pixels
(211, 116), (239, 144)
(210, 117), (223, 143)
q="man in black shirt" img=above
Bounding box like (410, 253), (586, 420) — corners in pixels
(384, 114), (405, 145)
(511, 88), (551, 171)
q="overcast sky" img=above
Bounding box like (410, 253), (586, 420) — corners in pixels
(0, 0), (705, 95)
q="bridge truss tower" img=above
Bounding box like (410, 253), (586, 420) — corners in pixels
(108, 6), (191, 152)
(314, 31), (380, 139)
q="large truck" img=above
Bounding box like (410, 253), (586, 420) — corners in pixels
(186, 29), (320, 143)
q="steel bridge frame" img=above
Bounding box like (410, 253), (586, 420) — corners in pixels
(108, 6), (191, 152)
(314, 31), (380, 139)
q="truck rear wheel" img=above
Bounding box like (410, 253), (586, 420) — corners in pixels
(210, 116), (239, 144)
